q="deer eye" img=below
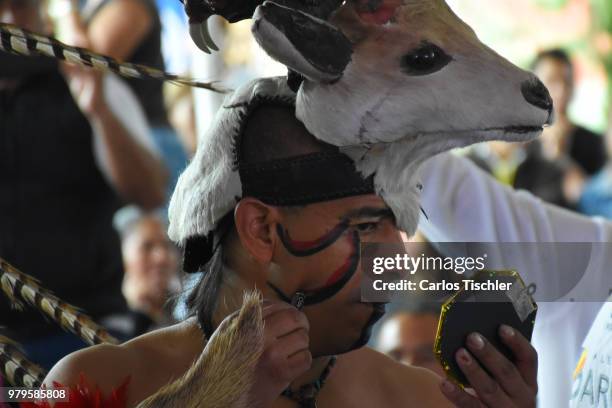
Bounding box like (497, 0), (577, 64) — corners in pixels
(401, 43), (452, 76)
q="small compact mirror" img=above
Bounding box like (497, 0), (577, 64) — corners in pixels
(434, 270), (538, 388)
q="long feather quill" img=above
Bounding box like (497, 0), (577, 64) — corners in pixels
(0, 335), (46, 388)
(0, 22), (228, 93)
(0, 258), (118, 346)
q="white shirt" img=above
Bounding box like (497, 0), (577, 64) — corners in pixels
(418, 152), (612, 408)
(570, 299), (612, 408)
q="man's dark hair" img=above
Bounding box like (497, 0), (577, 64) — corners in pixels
(186, 102), (337, 337)
(531, 48), (574, 83)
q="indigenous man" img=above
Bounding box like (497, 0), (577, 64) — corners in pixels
(45, 78), (538, 407)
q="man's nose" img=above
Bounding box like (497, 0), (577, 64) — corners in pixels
(151, 245), (171, 265)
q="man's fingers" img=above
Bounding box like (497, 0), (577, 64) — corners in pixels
(264, 307), (309, 340)
(498, 325), (538, 391)
(260, 328), (311, 381)
(455, 348), (513, 407)
(277, 328), (310, 358)
(262, 300), (295, 318)
(287, 349), (312, 373)
(464, 332), (530, 401)
(440, 380), (483, 408)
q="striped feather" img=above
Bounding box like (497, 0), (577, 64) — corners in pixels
(0, 336), (46, 388)
(0, 22), (228, 93)
(0, 258), (118, 346)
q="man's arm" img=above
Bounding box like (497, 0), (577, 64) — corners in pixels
(418, 152), (612, 301)
(63, 65), (167, 209)
(43, 344), (134, 398)
(62, 0), (153, 62)
(419, 152), (611, 243)
(381, 325), (537, 407)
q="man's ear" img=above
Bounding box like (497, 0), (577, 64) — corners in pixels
(234, 198), (281, 264)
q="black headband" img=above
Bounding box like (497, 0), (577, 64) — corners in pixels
(183, 151), (375, 273)
(239, 151), (375, 206)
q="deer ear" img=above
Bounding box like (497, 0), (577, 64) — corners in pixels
(252, 1), (353, 83)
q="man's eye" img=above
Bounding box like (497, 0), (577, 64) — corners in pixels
(354, 222), (379, 233)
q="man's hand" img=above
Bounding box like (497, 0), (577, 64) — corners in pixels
(249, 300), (312, 407)
(62, 63), (106, 118)
(59, 31), (107, 118)
(440, 325), (538, 407)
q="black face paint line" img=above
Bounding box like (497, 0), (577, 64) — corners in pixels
(302, 231), (360, 305)
(350, 302), (387, 351)
(266, 230), (361, 307)
(276, 221), (349, 257)
(267, 281), (292, 304)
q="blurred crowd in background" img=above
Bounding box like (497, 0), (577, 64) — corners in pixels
(0, 0), (611, 381)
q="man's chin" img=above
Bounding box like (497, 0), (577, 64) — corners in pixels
(310, 303), (387, 357)
(348, 303), (387, 351)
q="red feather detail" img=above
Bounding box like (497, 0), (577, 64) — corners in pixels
(20, 374), (130, 408)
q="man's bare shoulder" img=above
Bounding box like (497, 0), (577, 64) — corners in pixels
(338, 347), (453, 407)
(44, 342), (134, 391)
(44, 318), (204, 403)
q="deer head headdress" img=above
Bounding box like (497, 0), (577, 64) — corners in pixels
(180, 0), (553, 237)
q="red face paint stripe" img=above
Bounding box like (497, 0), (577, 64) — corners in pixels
(322, 233), (358, 288)
(302, 231), (360, 305)
(277, 222), (349, 257)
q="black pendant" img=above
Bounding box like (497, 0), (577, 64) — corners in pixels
(297, 384), (318, 407)
(300, 399), (317, 408)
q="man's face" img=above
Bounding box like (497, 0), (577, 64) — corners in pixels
(378, 312), (444, 377)
(270, 194), (403, 356)
(533, 57), (572, 117)
(122, 217), (179, 312)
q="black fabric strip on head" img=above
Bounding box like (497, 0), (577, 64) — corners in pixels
(239, 151), (375, 206)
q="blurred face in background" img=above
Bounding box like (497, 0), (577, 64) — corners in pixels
(378, 312), (444, 377)
(533, 56), (573, 118)
(0, 0), (46, 32)
(122, 216), (180, 318)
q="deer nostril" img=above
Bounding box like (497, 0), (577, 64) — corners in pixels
(521, 77), (553, 112)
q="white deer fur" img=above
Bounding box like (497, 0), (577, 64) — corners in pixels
(168, 77), (294, 243)
(169, 0), (550, 244)
(296, 0), (549, 147)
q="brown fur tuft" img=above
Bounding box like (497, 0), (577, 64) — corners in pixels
(137, 290), (264, 408)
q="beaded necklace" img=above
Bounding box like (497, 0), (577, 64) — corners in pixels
(281, 356), (337, 408)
